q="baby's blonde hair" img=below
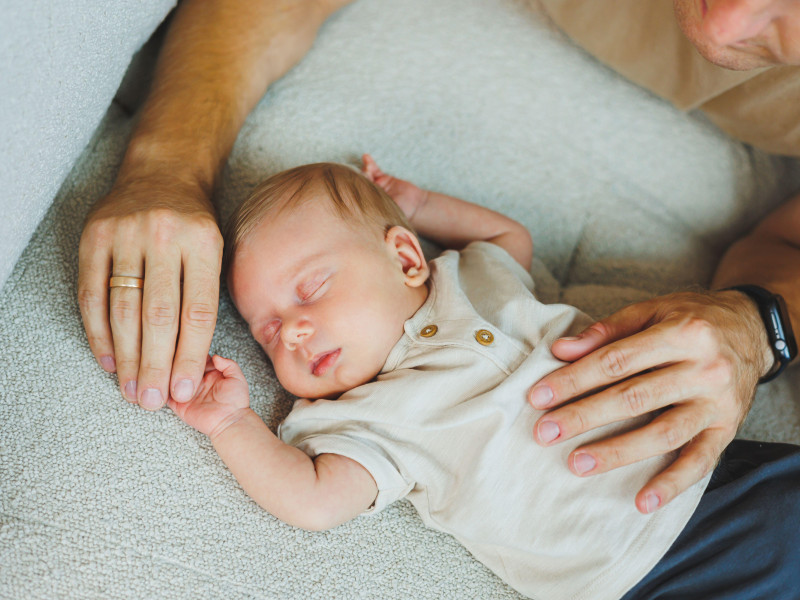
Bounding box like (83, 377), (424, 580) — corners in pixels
(223, 162), (413, 276)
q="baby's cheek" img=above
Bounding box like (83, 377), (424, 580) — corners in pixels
(339, 360), (381, 391)
(271, 359), (298, 394)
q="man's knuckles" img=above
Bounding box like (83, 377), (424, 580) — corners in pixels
(143, 302), (179, 328)
(182, 301), (218, 327)
(598, 345), (631, 378)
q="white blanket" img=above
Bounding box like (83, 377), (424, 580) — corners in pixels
(1, 0), (798, 598)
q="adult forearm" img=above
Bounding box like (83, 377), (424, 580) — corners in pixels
(713, 233), (800, 323)
(119, 0), (350, 205)
(712, 191), (800, 370)
(79, 0), (355, 409)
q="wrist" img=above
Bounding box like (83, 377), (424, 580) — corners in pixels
(209, 407), (257, 442)
(118, 132), (218, 205)
(737, 291), (776, 378)
(108, 157), (217, 218)
(721, 286), (796, 381)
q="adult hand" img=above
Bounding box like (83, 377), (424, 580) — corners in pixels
(528, 290), (773, 514)
(78, 177), (223, 410)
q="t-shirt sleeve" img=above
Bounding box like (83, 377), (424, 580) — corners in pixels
(277, 405), (415, 514)
(461, 241), (535, 292)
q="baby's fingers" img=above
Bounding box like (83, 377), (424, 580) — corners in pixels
(361, 154), (385, 181)
(211, 355), (246, 383)
(167, 397), (189, 419)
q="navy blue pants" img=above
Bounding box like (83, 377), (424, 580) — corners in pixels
(621, 439), (800, 600)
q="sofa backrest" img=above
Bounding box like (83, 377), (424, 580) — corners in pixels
(0, 0), (177, 291)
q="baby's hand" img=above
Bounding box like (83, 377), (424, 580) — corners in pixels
(168, 355), (250, 437)
(362, 154), (427, 222)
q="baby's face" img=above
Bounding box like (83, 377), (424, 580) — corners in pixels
(229, 197), (426, 399)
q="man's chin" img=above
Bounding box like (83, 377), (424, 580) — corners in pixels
(693, 41), (771, 70)
(673, 1), (773, 71)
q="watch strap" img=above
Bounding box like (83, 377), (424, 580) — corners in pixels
(725, 285), (797, 383)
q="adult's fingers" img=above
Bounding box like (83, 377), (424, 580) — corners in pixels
(108, 247), (145, 402)
(549, 301), (656, 363)
(634, 427), (731, 514)
(533, 364), (698, 445)
(170, 242), (222, 403)
(565, 402), (715, 478)
(137, 246), (182, 411)
(109, 286), (144, 402)
(529, 319), (679, 410)
(77, 228), (115, 373)
(169, 355), (216, 413)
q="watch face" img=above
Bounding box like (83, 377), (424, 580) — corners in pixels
(774, 295), (798, 362)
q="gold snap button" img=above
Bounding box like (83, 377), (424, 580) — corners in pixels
(420, 324), (438, 338)
(475, 329), (494, 346)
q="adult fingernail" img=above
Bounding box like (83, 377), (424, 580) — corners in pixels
(644, 493), (661, 513)
(140, 388), (164, 411)
(530, 384), (554, 409)
(124, 380), (137, 402)
(573, 453), (596, 475)
(100, 355), (116, 372)
(173, 379), (194, 402)
(537, 421), (560, 444)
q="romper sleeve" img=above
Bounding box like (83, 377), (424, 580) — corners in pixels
(460, 241), (534, 292)
(278, 400), (415, 514)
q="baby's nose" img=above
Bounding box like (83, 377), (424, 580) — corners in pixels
(281, 318), (314, 350)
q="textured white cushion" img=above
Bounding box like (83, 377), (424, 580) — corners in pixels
(0, 0), (176, 290)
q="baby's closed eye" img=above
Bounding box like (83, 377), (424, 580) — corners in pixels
(297, 274), (331, 303)
(262, 319), (282, 344)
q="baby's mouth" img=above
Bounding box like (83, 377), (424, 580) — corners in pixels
(310, 348), (341, 377)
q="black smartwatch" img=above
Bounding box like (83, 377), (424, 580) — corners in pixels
(725, 285), (797, 383)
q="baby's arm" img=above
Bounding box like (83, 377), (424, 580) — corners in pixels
(168, 355), (377, 531)
(363, 154), (533, 270)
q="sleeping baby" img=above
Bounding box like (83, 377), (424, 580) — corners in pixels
(168, 155), (719, 600)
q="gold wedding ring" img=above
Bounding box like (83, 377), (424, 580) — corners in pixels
(109, 276), (144, 289)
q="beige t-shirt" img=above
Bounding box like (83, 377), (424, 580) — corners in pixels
(279, 242), (708, 600)
(539, 0), (800, 157)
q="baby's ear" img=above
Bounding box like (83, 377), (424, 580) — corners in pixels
(385, 226), (429, 287)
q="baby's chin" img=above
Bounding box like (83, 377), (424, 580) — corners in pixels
(279, 366), (381, 401)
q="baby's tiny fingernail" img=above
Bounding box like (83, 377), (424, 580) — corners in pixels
(557, 336), (581, 342)
(100, 355), (116, 372)
(173, 379), (194, 402)
(530, 384), (554, 409)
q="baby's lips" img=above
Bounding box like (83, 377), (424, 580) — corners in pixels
(310, 348), (341, 376)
